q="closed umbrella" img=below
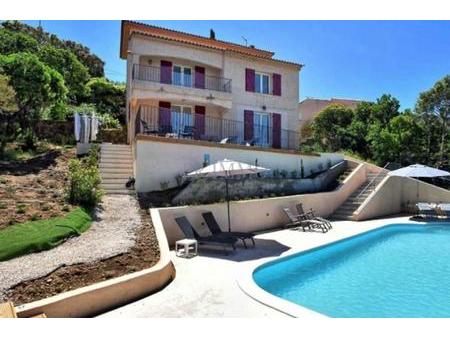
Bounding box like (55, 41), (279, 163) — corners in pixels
(186, 159), (269, 232)
(388, 164), (450, 198)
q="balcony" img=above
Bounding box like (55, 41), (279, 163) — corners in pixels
(134, 105), (299, 151)
(132, 64), (232, 93)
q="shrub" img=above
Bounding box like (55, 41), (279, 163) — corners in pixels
(66, 147), (103, 207)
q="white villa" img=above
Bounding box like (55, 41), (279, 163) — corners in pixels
(115, 20), (343, 193)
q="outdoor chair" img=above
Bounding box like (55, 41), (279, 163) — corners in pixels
(179, 125), (195, 139)
(436, 203), (450, 219)
(282, 207), (313, 232)
(175, 216), (237, 254)
(415, 203), (439, 219)
(201, 211), (256, 249)
(219, 136), (238, 144)
(296, 203), (332, 230)
(283, 207), (328, 233)
(140, 119), (159, 135)
(158, 125), (173, 136)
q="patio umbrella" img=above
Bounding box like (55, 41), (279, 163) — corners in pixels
(186, 159), (269, 232)
(388, 164), (450, 198)
(388, 164), (450, 178)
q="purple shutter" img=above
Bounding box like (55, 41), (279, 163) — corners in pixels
(158, 101), (171, 133)
(272, 113), (281, 148)
(194, 105), (206, 139)
(194, 66), (205, 89)
(273, 73), (281, 96)
(245, 68), (255, 92)
(244, 110), (254, 141)
(160, 60), (172, 84)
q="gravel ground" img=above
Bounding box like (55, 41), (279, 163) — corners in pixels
(0, 195), (141, 300)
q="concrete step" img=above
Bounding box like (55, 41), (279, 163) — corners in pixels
(101, 177), (130, 184)
(100, 159), (133, 165)
(101, 172), (133, 179)
(99, 162), (133, 169)
(99, 167), (133, 174)
(100, 183), (128, 190)
(101, 143), (130, 148)
(100, 153), (133, 159)
(103, 189), (135, 195)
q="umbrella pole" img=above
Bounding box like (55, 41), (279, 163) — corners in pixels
(226, 178), (231, 232)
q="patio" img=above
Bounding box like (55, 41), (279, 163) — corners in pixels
(100, 215), (418, 318)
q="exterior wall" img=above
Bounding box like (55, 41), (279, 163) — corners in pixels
(127, 34), (300, 136)
(355, 176), (450, 221)
(157, 162), (366, 245)
(134, 137), (343, 192)
(298, 98), (362, 130)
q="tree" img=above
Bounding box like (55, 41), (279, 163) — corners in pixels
(371, 94), (400, 126)
(1, 20), (104, 77)
(0, 53), (67, 148)
(0, 74), (19, 157)
(416, 75), (450, 168)
(368, 113), (426, 166)
(86, 77), (126, 123)
(311, 104), (354, 152)
(0, 29), (39, 55)
(38, 44), (90, 103)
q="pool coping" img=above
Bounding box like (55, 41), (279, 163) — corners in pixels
(237, 218), (435, 318)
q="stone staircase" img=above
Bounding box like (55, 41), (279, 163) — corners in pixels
(332, 171), (388, 220)
(99, 143), (135, 195)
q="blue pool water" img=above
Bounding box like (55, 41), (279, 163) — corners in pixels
(253, 224), (450, 317)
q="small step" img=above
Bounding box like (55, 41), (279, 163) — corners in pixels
(101, 173), (133, 179)
(99, 167), (133, 174)
(101, 179), (130, 186)
(99, 162), (133, 169)
(100, 183), (128, 190)
(103, 189), (135, 195)
(100, 159), (133, 165)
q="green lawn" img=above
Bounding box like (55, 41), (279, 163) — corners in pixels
(0, 207), (92, 262)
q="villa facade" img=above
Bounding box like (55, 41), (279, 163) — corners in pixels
(119, 21), (344, 192)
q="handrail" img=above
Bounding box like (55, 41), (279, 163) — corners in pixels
(132, 64), (232, 93)
(356, 162), (391, 199)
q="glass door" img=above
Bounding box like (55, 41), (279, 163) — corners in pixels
(173, 65), (192, 87)
(171, 105), (193, 134)
(254, 112), (270, 146)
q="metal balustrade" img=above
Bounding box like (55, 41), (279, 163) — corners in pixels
(134, 105), (299, 151)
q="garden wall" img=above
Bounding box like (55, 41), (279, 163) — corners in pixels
(157, 162), (367, 245)
(134, 136), (344, 192)
(172, 160), (347, 205)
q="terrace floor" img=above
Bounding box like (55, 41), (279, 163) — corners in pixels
(100, 215), (420, 318)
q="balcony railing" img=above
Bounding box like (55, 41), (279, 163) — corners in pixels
(134, 105), (299, 151)
(132, 64), (232, 93)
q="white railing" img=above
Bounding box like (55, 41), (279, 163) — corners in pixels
(356, 162), (391, 199)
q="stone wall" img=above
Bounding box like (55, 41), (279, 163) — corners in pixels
(172, 160), (347, 205)
(97, 127), (127, 144)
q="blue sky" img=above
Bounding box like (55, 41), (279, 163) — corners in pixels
(23, 20), (450, 110)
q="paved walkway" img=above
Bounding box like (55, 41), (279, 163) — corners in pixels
(100, 216), (415, 318)
(0, 195), (141, 300)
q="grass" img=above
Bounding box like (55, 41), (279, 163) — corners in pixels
(0, 207), (92, 262)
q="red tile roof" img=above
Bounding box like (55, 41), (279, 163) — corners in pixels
(120, 21), (302, 68)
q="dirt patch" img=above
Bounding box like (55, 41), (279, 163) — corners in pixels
(0, 148), (76, 229)
(4, 206), (160, 306)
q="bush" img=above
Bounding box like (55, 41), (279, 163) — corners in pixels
(66, 146), (103, 207)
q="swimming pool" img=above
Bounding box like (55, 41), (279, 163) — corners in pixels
(253, 223), (450, 317)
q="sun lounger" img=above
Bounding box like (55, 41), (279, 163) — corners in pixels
(415, 203), (438, 219)
(283, 207), (328, 232)
(175, 216), (237, 254)
(436, 203), (450, 219)
(202, 212), (255, 248)
(296, 203), (332, 230)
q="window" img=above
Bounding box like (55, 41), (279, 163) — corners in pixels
(171, 105), (193, 133)
(173, 65), (192, 87)
(254, 112), (271, 146)
(255, 72), (270, 94)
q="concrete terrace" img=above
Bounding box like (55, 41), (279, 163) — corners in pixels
(100, 215), (419, 318)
